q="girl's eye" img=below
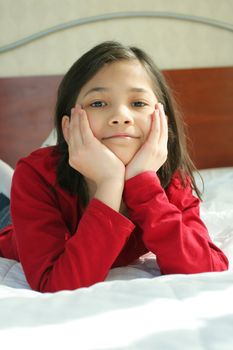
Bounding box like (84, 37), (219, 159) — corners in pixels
(132, 101), (147, 107)
(90, 101), (106, 108)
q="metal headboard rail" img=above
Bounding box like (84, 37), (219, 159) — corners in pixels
(0, 11), (233, 54)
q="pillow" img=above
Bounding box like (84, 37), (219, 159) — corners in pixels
(41, 129), (57, 147)
(195, 167), (233, 267)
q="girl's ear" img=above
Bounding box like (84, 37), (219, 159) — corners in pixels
(61, 116), (70, 143)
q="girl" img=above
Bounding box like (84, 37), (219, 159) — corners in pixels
(0, 41), (228, 292)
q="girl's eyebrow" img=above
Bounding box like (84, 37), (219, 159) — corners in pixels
(84, 87), (150, 97)
(84, 87), (108, 97)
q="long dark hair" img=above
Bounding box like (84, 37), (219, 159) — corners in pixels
(55, 41), (201, 207)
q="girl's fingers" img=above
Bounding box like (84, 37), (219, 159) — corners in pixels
(158, 103), (168, 145)
(69, 106), (83, 146)
(78, 107), (94, 144)
(146, 103), (168, 154)
(147, 105), (160, 145)
(69, 104), (94, 146)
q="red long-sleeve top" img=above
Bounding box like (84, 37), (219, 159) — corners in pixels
(0, 146), (228, 292)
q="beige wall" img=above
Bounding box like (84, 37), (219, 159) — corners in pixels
(0, 0), (232, 77)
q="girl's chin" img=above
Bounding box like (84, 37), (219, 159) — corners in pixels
(102, 140), (140, 165)
(109, 148), (136, 165)
(117, 155), (134, 166)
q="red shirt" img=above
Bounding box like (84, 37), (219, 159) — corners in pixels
(0, 146), (228, 292)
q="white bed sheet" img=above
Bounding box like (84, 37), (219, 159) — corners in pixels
(1, 271), (233, 350)
(0, 166), (233, 350)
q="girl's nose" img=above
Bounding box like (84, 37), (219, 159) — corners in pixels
(108, 107), (134, 125)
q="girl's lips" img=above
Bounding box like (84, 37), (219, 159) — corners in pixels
(102, 134), (139, 140)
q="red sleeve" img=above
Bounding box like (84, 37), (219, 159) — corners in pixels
(123, 171), (229, 274)
(11, 162), (135, 292)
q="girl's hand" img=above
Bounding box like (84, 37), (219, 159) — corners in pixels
(66, 105), (125, 187)
(125, 103), (168, 180)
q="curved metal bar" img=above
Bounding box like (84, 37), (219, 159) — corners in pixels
(0, 11), (232, 53)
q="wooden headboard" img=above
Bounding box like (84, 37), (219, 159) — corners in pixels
(0, 66), (233, 169)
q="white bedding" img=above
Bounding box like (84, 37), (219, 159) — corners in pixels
(0, 165), (233, 350)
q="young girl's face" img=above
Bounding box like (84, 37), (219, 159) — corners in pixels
(76, 59), (158, 165)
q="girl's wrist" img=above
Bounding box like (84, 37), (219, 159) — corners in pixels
(95, 178), (124, 212)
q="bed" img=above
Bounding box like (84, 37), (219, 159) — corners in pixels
(0, 59), (233, 350)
